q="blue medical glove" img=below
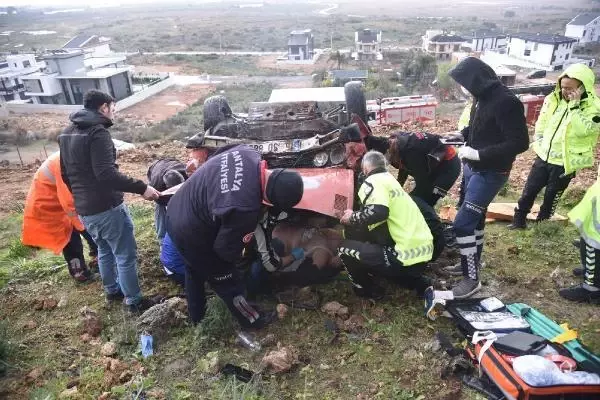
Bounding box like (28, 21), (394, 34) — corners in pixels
(291, 247), (305, 260)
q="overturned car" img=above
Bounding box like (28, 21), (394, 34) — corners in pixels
(185, 82), (372, 219)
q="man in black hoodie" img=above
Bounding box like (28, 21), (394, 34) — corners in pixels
(59, 90), (161, 314)
(446, 57), (529, 298)
(166, 145), (304, 328)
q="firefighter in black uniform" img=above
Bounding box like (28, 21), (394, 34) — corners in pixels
(166, 145), (304, 328)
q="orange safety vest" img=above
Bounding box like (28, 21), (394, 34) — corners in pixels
(21, 152), (84, 254)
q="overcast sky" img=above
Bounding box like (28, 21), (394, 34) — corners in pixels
(1, 0), (179, 7)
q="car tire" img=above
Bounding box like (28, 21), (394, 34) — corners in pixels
(344, 81), (367, 125)
(203, 95), (232, 132)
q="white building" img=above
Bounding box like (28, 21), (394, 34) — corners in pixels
(0, 54), (42, 102)
(62, 34), (113, 59)
(507, 33), (577, 71)
(422, 30), (466, 60)
(565, 14), (600, 44)
(464, 30), (507, 52)
(20, 49), (132, 105)
(355, 29), (382, 61)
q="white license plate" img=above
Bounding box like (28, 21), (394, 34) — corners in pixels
(247, 140), (291, 154)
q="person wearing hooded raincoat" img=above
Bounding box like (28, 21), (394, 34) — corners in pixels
(563, 165), (600, 303)
(509, 63), (600, 229)
(22, 152), (97, 282)
(445, 57), (529, 299)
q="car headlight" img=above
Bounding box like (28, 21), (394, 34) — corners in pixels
(329, 144), (346, 165)
(313, 151), (329, 167)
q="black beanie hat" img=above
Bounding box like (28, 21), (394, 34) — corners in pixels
(265, 169), (304, 211)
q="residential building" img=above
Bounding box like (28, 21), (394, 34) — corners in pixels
(0, 54), (42, 102)
(328, 69), (368, 85)
(422, 30), (466, 60)
(62, 34), (112, 58)
(565, 13), (600, 44)
(355, 29), (382, 61)
(287, 30), (314, 61)
(464, 30), (507, 52)
(20, 49), (132, 105)
(507, 33), (577, 71)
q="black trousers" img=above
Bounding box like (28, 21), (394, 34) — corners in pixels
(412, 156), (461, 207)
(62, 230), (95, 280)
(516, 156), (574, 220)
(580, 238), (600, 288)
(177, 247), (262, 327)
(338, 239), (429, 295)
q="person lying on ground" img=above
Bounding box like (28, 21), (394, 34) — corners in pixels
(166, 145), (304, 329)
(364, 131), (460, 207)
(338, 150), (434, 300)
(246, 220), (343, 295)
(22, 151), (98, 283)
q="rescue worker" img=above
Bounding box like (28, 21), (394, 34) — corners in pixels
(147, 158), (187, 240)
(456, 99), (472, 209)
(509, 64), (600, 229)
(166, 145), (304, 327)
(563, 166), (600, 303)
(22, 152), (97, 283)
(446, 57), (529, 298)
(338, 151), (434, 300)
(59, 89), (161, 314)
(184, 131), (214, 175)
(364, 131), (460, 207)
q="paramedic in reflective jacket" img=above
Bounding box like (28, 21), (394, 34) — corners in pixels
(338, 151), (434, 300)
(166, 145), (304, 328)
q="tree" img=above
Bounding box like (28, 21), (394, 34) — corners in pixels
(435, 63), (455, 91)
(328, 50), (347, 70)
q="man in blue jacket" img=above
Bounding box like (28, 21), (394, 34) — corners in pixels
(166, 145), (304, 328)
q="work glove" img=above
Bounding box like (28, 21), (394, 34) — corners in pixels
(291, 247), (305, 261)
(142, 185), (161, 201)
(458, 146), (480, 161)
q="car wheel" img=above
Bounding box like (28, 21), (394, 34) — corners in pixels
(203, 95), (232, 131)
(344, 82), (367, 125)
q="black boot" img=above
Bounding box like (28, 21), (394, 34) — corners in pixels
(508, 209), (527, 230)
(559, 284), (600, 304)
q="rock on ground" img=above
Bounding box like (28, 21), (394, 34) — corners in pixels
(276, 304), (288, 320)
(136, 297), (187, 340)
(100, 342), (117, 357)
(261, 345), (299, 374)
(342, 314), (366, 333)
(321, 301), (349, 319)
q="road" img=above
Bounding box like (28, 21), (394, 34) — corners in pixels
(120, 51), (285, 56)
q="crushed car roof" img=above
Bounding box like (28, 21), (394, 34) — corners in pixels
(269, 87), (346, 103)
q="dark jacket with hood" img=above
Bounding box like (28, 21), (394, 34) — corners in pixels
(148, 159), (187, 207)
(365, 132), (455, 184)
(449, 57), (529, 172)
(59, 109), (147, 216)
(166, 145), (263, 266)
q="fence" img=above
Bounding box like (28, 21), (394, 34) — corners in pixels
(115, 75), (175, 111)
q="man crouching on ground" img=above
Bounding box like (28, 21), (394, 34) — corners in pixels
(166, 145), (304, 328)
(338, 151), (434, 300)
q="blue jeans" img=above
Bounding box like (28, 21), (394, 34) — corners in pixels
(81, 204), (142, 305)
(155, 204), (167, 241)
(453, 164), (508, 280)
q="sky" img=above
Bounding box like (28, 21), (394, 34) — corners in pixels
(1, 0), (175, 7)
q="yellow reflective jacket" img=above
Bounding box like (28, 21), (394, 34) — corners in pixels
(533, 63), (600, 174)
(358, 172), (433, 265)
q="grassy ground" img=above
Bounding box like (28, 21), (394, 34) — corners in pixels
(0, 171), (599, 399)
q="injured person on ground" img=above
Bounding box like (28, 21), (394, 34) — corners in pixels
(246, 218), (343, 296)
